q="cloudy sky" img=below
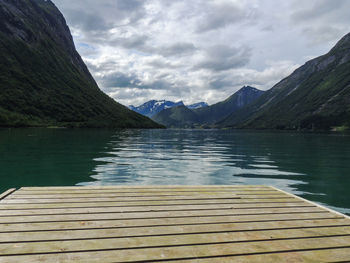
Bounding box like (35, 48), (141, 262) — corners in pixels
(52, 0), (350, 107)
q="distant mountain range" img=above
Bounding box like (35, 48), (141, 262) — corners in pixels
(153, 32), (350, 131)
(129, 100), (208, 117)
(219, 32), (350, 131)
(0, 0), (161, 128)
(1, 0), (348, 131)
(152, 86), (264, 128)
(187, 102), (209, 110)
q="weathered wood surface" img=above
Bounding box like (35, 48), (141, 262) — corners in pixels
(0, 185), (349, 262)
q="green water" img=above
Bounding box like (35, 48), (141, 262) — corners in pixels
(1, 128), (350, 215)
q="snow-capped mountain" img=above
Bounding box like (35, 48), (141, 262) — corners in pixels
(187, 102), (208, 109)
(129, 100), (185, 117)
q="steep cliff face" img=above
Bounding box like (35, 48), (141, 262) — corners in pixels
(0, 0), (162, 128)
(220, 32), (350, 130)
(194, 86), (264, 124)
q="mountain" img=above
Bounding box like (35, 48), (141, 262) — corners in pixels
(152, 105), (199, 128)
(187, 102), (208, 110)
(0, 0), (161, 128)
(194, 86), (264, 125)
(219, 32), (350, 131)
(152, 86), (264, 128)
(129, 100), (184, 117)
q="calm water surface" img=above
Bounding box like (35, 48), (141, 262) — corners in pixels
(1, 128), (350, 215)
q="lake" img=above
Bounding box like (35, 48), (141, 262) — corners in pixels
(0, 128), (350, 215)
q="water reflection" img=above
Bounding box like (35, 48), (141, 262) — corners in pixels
(1, 128), (349, 215)
(80, 131), (289, 186)
(77, 129), (350, 215)
(0, 128), (115, 191)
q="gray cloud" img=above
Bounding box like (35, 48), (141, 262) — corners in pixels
(146, 58), (182, 69)
(291, 0), (349, 22)
(97, 71), (174, 92)
(51, 0), (350, 106)
(302, 26), (344, 45)
(63, 9), (110, 31)
(109, 34), (150, 50)
(100, 72), (141, 89)
(54, 0), (147, 31)
(195, 1), (257, 33)
(159, 43), (197, 57)
(113, 40), (197, 57)
(194, 45), (251, 72)
(290, 0), (350, 45)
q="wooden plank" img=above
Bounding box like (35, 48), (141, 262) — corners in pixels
(2, 248), (349, 263)
(1, 185), (349, 262)
(0, 203), (316, 216)
(2, 196), (297, 204)
(17, 187), (271, 191)
(0, 198), (301, 210)
(11, 191), (275, 198)
(0, 212), (341, 233)
(168, 248), (350, 263)
(0, 189), (16, 201)
(1, 226), (350, 256)
(0, 207), (326, 224)
(20, 185), (272, 190)
(2, 195), (242, 204)
(4, 194), (289, 202)
(1, 236), (350, 262)
(14, 188), (275, 195)
(0, 218), (348, 243)
(0, 206), (320, 218)
(8, 191), (281, 198)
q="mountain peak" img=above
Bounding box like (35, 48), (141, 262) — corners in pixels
(187, 102), (208, 109)
(332, 32), (350, 51)
(128, 100), (184, 117)
(151, 87), (265, 128)
(239, 86), (260, 92)
(225, 86), (264, 103)
(219, 32), (350, 130)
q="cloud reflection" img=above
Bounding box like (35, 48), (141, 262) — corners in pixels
(78, 130), (305, 193)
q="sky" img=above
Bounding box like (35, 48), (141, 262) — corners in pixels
(52, 0), (350, 107)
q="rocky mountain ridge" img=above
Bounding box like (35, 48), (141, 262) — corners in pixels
(0, 0), (161, 128)
(129, 100), (208, 117)
(152, 86), (264, 128)
(219, 32), (350, 130)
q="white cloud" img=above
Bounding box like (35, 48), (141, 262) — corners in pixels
(52, 0), (350, 106)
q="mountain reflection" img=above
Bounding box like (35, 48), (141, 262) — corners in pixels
(78, 129), (350, 213)
(2, 128), (348, 215)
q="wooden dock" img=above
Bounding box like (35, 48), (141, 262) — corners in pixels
(0, 185), (350, 262)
